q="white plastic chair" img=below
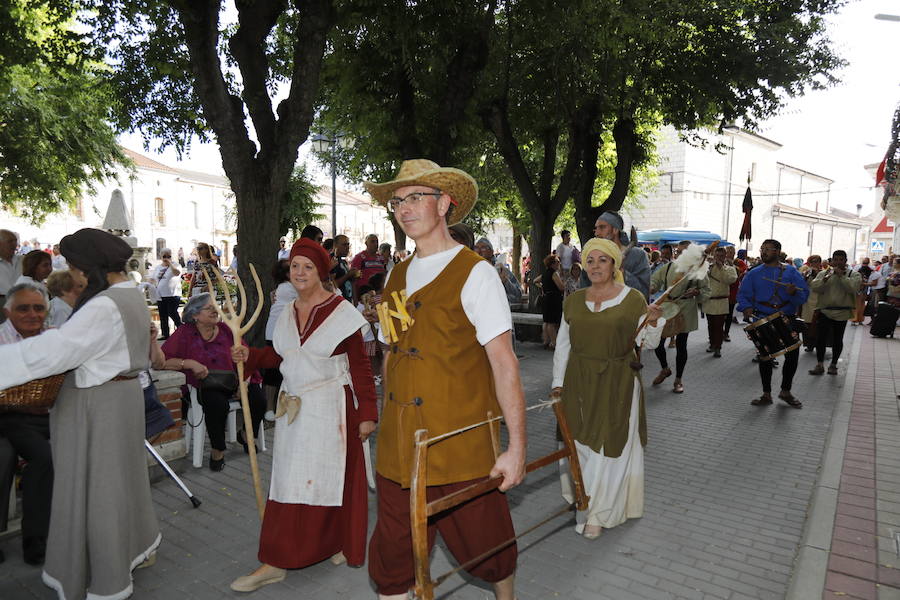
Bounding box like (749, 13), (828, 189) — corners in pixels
(184, 386), (267, 468)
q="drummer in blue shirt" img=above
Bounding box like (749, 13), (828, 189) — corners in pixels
(736, 239), (809, 409)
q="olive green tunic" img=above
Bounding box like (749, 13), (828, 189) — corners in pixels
(561, 288), (647, 457)
(650, 262), (710, 333)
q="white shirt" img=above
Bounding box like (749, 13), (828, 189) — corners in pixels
(48, 296), (73, 328)
(551, 286), (664, 388)
(378, 244), (511, 346)
(869, 269), (886, 290)
(265, 281), (298, 341)
(556, 243), (574, 270)
(277, 248), (290, 260)
(51, 254), (67, 270)
(0, 281), (139, 389)
(0, 254), (22, 295)
(152, 263), (182, 297)
(0, 319), (23, 345)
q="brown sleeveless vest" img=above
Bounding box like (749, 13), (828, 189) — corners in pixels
(376, 247), (500, 487)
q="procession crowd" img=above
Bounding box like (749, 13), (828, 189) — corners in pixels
(0, 158), (898, 600)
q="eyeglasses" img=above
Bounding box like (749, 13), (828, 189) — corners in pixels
(387, 191), (442, 212)
(13, 304), (47, 314)
(162, 255), (171, 258)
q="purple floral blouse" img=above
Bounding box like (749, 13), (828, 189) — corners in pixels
(161, 322), (260, 388)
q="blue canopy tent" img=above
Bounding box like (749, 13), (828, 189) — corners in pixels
(636, 229), (733, 247)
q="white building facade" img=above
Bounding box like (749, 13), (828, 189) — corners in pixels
(2, 148), (238, 264)
(2, 147), (399, 265)
(626, 126), (869, 260)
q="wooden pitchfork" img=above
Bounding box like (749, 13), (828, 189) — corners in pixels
(202, 264), (266, 519)
(409, 399), (589, 600)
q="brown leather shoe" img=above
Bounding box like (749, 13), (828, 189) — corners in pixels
(652, 368), (672, 385)
(808, 364), (824, 375)
(751, 393), (773, 406)
(827, 365), (838, 375)
(778, 390), (802, 409)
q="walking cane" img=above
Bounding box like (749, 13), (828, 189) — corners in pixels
(144, 440), (202, 508)
(202, 264), (266, 519)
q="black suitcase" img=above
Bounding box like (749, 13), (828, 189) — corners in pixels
(871, 302), (899, 338)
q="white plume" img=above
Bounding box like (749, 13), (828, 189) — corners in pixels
(672, 243), (710, 279)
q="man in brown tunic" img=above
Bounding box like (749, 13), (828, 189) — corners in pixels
(365, 160), (526, 600)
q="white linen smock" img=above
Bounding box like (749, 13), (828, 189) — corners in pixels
(270, 297), (368, 505)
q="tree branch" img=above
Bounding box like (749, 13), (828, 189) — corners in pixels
(229, 0), (284, 152)
(171, 1), (257, 173)
(434, 0), (497, 161)
(480, 100), (542, 217)
(537, 127), (558, 201)
(274, 0), (334, 179)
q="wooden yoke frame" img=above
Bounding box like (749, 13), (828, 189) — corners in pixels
(409, 399), (589, 600)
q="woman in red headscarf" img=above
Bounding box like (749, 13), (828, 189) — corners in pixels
(229, 238), (377, 592)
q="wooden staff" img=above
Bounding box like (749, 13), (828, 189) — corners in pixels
(202, 264), (266, 520)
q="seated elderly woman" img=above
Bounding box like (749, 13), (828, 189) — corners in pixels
(160, 293), (266, 471)
(45, 270), (85, 328)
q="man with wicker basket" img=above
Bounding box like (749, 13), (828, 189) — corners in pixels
(0, 282), (53, 565)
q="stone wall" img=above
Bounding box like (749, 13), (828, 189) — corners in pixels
(146, 369), (187, 474)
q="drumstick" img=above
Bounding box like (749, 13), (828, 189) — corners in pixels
(761, 277), (793, 288)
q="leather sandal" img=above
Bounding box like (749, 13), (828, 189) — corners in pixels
(231, 566), (287, 592)
(778, 391), (802, 409)
(751, 393), (773, 406)
(652, 368), (672, 386)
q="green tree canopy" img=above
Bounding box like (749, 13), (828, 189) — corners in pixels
(0, 0), (125, 222)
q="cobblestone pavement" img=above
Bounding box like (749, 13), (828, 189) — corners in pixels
(0, 322), (873, 599)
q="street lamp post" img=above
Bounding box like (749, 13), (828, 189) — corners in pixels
(311, 132), (350, 239)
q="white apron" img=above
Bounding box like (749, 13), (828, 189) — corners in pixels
(270, 298), (368, 506)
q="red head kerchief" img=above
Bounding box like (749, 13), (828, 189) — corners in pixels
(289, 238), (331, 281)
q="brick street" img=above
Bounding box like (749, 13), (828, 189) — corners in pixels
(1, 322), (895, 599)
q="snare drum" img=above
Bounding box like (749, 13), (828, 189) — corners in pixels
(743, 311), (801, 361)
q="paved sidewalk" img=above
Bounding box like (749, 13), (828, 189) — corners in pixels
(790, 327), (900, 600)
(0, 322), (886, 599)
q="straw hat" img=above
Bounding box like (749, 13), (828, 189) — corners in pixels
(364, 159), (477, 225)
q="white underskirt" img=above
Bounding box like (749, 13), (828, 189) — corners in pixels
(560, 378), (644, 531)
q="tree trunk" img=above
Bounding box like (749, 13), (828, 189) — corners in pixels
(389, 212), (407, 251)
(527, 214), (553, 311)
(511, 226), (522, 283)
(573, 115), (637, 243)
(231, 175), (282, 345)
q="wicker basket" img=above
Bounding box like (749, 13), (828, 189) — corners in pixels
(0, 372), (68, 413)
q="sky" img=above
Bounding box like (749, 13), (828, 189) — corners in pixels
(759, 0), (899, 214)
(119, 0), (900, 215)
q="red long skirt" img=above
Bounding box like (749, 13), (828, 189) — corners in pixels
(258, 390), (369, 568)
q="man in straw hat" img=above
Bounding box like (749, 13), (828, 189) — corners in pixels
(364, 159), (526, 599)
